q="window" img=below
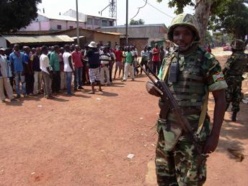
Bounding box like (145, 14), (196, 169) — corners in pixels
(87, 18), (92, 25)
(94, 19), (99, 26)
(101, 20), (108, 27)
(109, 21), (114, 26)
(57, 25), (62, 30)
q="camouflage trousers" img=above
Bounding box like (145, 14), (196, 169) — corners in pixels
(155, 122), (209, 186)
(225, 76), (243, 112)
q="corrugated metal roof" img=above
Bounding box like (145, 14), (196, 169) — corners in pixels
(3, 35), (74, 44)
(71, 36), (85, 39)
(101, 24), (167, 29)
(99, 31), (121, 36)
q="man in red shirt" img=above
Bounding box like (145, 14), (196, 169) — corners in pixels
(152, 43), (160, 75)
(71, 45), (83, 90)
(114, 46), (123, 79)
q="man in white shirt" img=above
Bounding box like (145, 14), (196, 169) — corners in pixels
(40, 46), (53, 99)
(0, 48), (15, 102)
(63, 44), (73, 95)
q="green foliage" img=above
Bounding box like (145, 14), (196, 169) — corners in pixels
(129, 19), (145, 25)
(156, 0), (248, 40)
(0, 0), (41, 33)
(157, 0), (194, 14)
(212, 32), (233, 46)
(204, 31), (213, 44)
(209, 0), (248, 39)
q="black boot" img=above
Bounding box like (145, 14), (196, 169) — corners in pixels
(232, 112), (237, 122)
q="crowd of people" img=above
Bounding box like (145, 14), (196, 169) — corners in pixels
(0, 41), (170, 101)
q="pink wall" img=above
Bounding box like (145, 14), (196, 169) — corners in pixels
(20, 20), (85, 31)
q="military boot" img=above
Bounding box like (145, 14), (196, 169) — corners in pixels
(232, 112), (237, 122)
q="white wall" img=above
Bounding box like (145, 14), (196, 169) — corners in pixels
(50, 20), (85, 30)
(20, 21), (51, 31)
(20, 19), (85, 31)
(0, 37), (7, 48)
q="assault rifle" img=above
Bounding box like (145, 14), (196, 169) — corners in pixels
(140, 64), (205, 154)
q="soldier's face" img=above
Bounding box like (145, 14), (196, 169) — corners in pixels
(173, 26), (195, 52)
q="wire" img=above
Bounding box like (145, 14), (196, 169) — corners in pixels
(131, 0), (148, 19)
(144, 0), (173, 18)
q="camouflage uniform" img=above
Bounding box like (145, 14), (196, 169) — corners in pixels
(223, 39), (248, 121)
(155, 14), (227, 186)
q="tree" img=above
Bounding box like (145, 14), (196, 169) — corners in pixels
(0, 0), (41, 33)
(209, 0), (248, 40)
(156, 0), (248, 45)
(204, 30), (213, 45)
(155, 0), (212, 45)
(129, 19), (145, 25)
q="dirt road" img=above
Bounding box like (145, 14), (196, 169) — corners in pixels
(0, 48), (247, 186)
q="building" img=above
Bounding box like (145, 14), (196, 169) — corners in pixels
(20, 9), (116, 32)
(63, 9), (115, 30)
(98, 24), (168, 53)
(19, 12), (85, 32)
(0, 28), (120, 49)
(1, 9), (119, 49)
(53, 28), (120, 48)
(0, 34), (74, 48)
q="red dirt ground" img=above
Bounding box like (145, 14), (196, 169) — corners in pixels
(0, 48), (247, 186)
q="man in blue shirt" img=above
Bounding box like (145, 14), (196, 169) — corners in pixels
(9, 44), (27, 98)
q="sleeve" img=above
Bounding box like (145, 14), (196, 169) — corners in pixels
(203, 53), (228, 91)
(9, 53), (13, 63)
(158, 57), (171, 80)
(112, 52), (116, 60)
(24, 54), (29, 64)
(223, 55), (234, 71)
(86, 50), (91, 57)
(49, 53), (54, 69)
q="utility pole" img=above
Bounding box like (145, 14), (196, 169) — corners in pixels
(125, 0), (128, 46)
(76, 0), (80, 45)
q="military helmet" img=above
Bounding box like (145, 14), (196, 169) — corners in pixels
(231, 39), (245, 50)
(167, 14), (200, 42)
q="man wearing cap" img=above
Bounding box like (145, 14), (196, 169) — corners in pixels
(0, 47), (15, 102)
(146, 14), (227, 185)
(86, 41), (102, 94)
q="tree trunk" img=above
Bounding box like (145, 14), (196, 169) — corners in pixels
(194, 0), (212, 46)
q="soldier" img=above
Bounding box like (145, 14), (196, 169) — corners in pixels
(146, 14), (227, 186)
(223, 39), (248, 121)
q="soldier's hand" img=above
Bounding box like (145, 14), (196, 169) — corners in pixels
(203, 133), (220, 154)
(146, 81), (161, 97)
